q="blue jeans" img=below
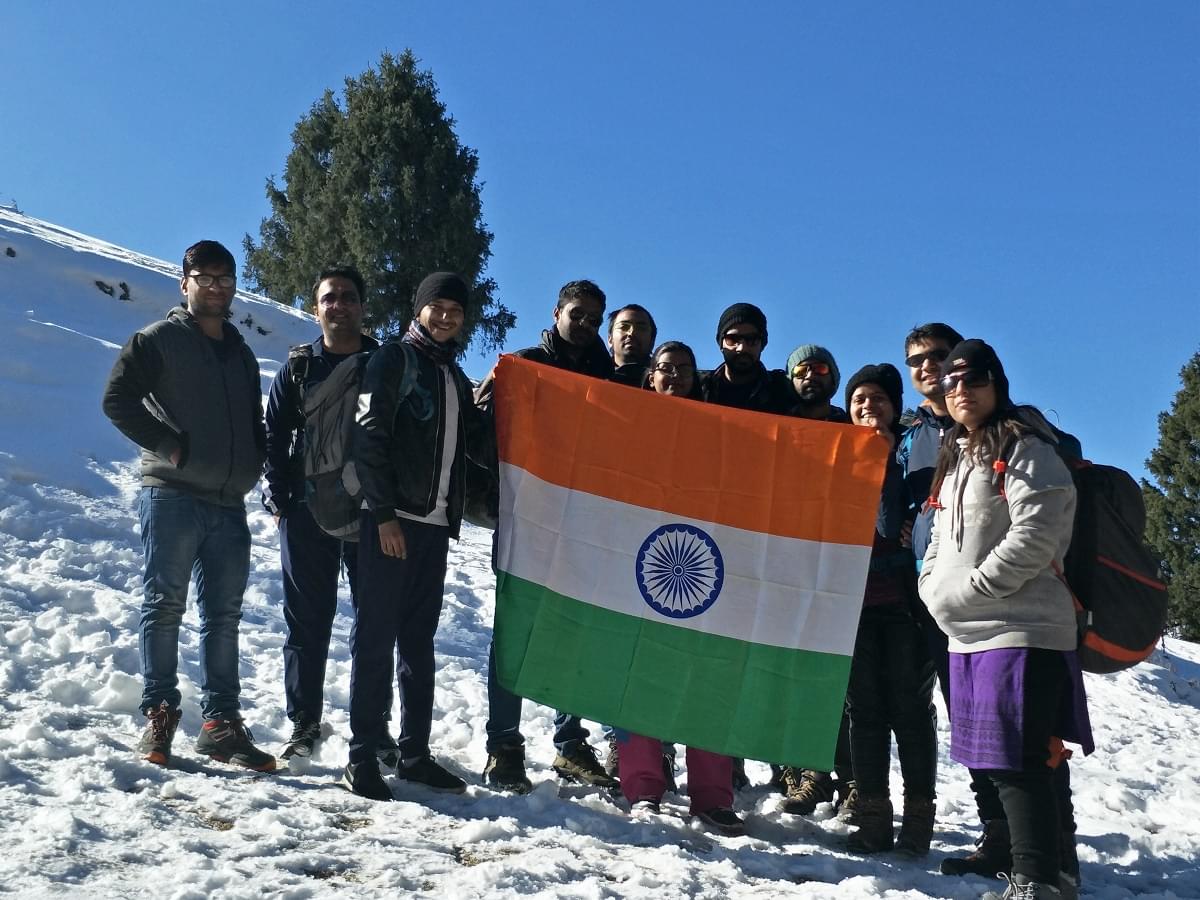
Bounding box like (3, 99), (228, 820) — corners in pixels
(138, 487), (250, 719)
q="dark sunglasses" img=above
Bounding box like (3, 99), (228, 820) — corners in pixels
(939, 369), (993, 394)
(905, 347), (950, 368)
(791, 361), (831, 378)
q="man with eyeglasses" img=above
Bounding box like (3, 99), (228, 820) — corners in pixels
(606, 304), (657, 387)
(262, 265), (380, 763)
(102, 240), (274, 771)
(699, 302), (790, 412)
(475, 279), (617, 795)
(784, 344), (849, 422)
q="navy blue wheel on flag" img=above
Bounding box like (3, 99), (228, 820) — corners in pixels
(635, 523), (724, 619)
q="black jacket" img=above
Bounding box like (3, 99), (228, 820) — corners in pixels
(353, 338), (487, 539)
(611, 361), (649, 388)
(697, 363), (792, 414)
(262, 334), (380, 517)
(474, 328), (614, 413)
(102, 306), (265, 508)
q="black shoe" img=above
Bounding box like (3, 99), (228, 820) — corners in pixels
(731, 757), (750, 791)
(196, 718), (276, 772)
(137, 701), (181, 766)
(552, 743), (619, 788)
(695, 806), (746, 837)
(342, 762), (393, 802)
(396, 755), (467, 794)
(280, 717), (322, 760)
(376, 733), (401, 772)
(483, 744), (533, 794)
(940, 818), (1012, 877)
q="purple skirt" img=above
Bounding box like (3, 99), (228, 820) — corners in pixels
(949, 648), (1095, 771)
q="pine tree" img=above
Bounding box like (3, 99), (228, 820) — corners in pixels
(243, 51), (514, 351)
(1143, 350), (1200, 641)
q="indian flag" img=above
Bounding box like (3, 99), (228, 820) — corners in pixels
(492, 356), (888, 768)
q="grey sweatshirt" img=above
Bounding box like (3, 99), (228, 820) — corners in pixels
(918, 431), (1077, 653)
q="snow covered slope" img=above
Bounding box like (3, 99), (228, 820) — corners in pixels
(1, 208), (1198, 898)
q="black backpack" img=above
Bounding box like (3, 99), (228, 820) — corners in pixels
(292, 341), (419, 541)
(994, 437), (1168, 673)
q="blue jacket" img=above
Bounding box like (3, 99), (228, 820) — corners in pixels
(896, 404), (954, 568)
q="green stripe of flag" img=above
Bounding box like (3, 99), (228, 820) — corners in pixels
(494, 571), (851, 769)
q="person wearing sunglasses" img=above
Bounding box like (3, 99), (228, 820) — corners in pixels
(698, 303), (791, 413)
(918, 340), (1093, 900)
(784, 344), (849, 422)
(474, 279), (617, 796)
(102, 240), (273, 772)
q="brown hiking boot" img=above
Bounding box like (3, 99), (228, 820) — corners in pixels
(137, 701), (181, 766)
(552, 743), (618, 788)
(896, 794), (936, 856)
(846, 795), (894, 853)
(781, 768), (835, 815)
(941, 818), (1012, 877)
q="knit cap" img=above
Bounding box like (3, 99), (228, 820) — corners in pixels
(413, 272), (469, 316)
(786, 344), (841, 392)
(844, 363), (903, 426)
(715, 303), (768, 345)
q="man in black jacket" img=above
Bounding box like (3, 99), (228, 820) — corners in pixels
(341, 272), (489, 802)
(102, 239), (273, 772)
(476, 280), (619, 794)
(699, 302), (791, 413)
(263, 265), (379, 761)
(607, 303), (656, 387)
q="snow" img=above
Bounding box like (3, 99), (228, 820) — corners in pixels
(2, 206), (1199, 898)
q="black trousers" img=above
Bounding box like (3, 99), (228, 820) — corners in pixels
(279, 503), (358, 723)
(846, 603), (938, 798)
(348, 515), (450, 765)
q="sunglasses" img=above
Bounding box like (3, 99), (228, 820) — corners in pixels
(791, 361), (831, 378)
(904, 347), (950, 368)
(939, 369), (993, 394)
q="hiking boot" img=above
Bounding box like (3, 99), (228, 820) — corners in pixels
(483, 744), (533, 794)
(137, 701), (181, 766)
(846, 795), (894, 853)
(981, 873), (1065, 900)
(396, 755), (467, 793)
(280, 716), (322, 761)
(896, 794), (936, 857)
(376, 733), (401, 772)
(836, 783), (860, 825)
(631, 797), (661, 814)
(342, 761), (393, 802)
(696, 806), (746, 837)
(781, 768), (834, 815)
(940, 818), (1012, 877)
(552, 743), (619, 788)
(196, 718), (277, 772)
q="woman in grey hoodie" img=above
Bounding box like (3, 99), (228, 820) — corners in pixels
(918, 340), (1093, 900)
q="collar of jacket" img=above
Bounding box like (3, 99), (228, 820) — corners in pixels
(539, 328), (614, 377)
(167, 305), (245, 346)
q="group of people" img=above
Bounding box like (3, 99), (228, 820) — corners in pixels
(102, 240), (1093, 900)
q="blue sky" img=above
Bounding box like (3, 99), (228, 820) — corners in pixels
(2, 1), (1196, 480)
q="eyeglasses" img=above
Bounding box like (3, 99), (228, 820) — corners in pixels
(939, 369), (993, 394)
(568, 309), (603, 328)
(791, 361), (831, 378)
(905, 348), (950, 369)
(721, 331), (763, 348)
(187, 273), (236, 289)
(653, 362), (695, 377)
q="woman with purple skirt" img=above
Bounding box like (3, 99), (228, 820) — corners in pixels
(918, 340), (1094, 900)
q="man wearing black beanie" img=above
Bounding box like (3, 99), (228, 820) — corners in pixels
(342, 271), (491, 801)
(699, 302), (790, 413)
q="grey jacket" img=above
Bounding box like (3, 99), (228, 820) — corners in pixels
(102, 306), (266, 507)
(917, 431), (1077, 653)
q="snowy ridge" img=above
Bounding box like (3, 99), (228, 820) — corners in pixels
(1, 209), (1199, 898)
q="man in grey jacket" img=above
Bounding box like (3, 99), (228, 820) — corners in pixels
(102, 240), (273, 771)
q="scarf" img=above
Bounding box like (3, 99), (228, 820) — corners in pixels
(402, 319), (458, 366)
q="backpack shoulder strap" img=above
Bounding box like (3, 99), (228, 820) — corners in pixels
(288, 343), (313, 392)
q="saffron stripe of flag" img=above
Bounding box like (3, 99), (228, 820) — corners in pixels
(492, 356), (888, 767)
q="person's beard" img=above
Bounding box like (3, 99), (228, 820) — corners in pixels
(722, 348), (758, 377)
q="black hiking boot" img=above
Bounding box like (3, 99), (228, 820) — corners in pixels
(137, 701), (181, 766)
(196, 718), (277, 772)
(342, 761), (393, 802)
(846, 795), (894, 853)
(696, 806), (746, 837)
(376, 733), (401, 772)
(781, 768), (834, 815)
(552, 743), (619, 788)
(280, 716), (322, 761)
(483, 744), (533, 794)
(940, 818), (1012, 877)
(396, 755), (467, 793)
(896, 794), (936, 857)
